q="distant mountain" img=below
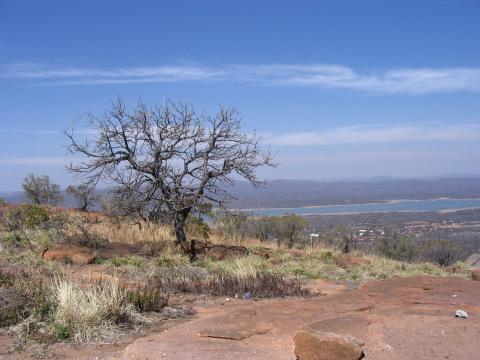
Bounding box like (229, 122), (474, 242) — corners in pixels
(226, 177), (480, 209)
(2, 177), (480, 210)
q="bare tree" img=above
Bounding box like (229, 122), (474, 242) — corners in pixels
(66, 184), (97, 211)
(66, 99), (275, 245)
(422, 239), (460, 267)
(22, 174), (63, 205)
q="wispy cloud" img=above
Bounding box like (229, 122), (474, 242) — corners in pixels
(2, 62), (480, 94)
(0, 157), (74, 166)
(263, 123), (480, 146)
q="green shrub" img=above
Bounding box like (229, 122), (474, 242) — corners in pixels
(374, 232), (417, 262)
(127, 287), (168, 312)
(106, 256), (146, 268)
(55, 324), (70, 340)
(186, 215), (210, 239)
(4, 205), (50, 231)
(1, 231), (27, 248)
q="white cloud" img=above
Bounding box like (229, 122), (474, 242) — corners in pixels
(263, 123), (480, 146)
(2, 62), (480, 94)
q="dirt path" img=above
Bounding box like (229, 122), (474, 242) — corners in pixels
(117, 276), (480, 360)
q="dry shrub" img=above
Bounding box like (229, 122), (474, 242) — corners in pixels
(51, 277), (142, 342)
(149, 266), (309, 298)
(127, 286), (169, 312)
(142, 239), (172, 257)
(0, 267), (51, 329)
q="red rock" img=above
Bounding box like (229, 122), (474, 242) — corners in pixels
(334, 254), (370, 269)
(42, 245), (95, 265)
(294, 330), (365, 360)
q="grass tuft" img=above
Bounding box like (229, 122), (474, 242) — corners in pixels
(50, 277), (142, 342)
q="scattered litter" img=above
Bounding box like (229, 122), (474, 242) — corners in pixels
(452, 294), (457, 298)
(225, 298), (230, 301)
(455, 310), (468, 318)
(243, 292), (252, 300)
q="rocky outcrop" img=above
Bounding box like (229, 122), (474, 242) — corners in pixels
(42, 242), (145, 264)
(42, 245), (95, 265)
(334, 254), (370, 269)
(294, 330), (365, 360)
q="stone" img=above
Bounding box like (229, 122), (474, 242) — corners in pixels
(455, 310), (468, 318)
(294, 330), (365, 360)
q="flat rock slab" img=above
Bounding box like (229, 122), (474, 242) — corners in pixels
(119, 276), (480, 360)
(42, 242), (145, 265)
(42, 245), (95, 265)
(198, 309), (272, 340)
(294, 330), (364, 360)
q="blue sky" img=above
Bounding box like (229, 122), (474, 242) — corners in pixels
(1, 0), (480, 191)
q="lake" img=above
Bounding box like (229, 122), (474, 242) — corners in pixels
(241, 198), (480, 216)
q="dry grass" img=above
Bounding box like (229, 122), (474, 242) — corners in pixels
(148, 267), (309, 298)
(89, 221), (173, 245)
(203, 255), (269, 279)
(269, 246), (472, 282)
(51, 276), (142, 342)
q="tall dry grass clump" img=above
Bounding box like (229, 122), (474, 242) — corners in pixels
(89, 220), (173, 245)
(51, 277), (141, 342)
(206, 255), (269, 279)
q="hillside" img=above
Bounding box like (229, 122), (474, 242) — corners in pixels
(3, 177), (480, 210)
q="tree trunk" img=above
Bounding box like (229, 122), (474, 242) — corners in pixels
(174, 208), (191, 244)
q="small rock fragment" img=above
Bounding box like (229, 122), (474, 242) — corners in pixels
(455, 310), (468, 318)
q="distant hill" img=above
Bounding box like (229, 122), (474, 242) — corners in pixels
(2, 177), (480, 210)
(226, 177), (480, 209)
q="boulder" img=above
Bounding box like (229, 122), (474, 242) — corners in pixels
(334, 254), (370, 269)
(294, 330), (365, 360)
(42, 245), (95, 265)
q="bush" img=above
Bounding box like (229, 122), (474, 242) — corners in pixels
(107, 256), (146, 268)
(212, 210), (248, 243)
(186, 215), (210, 239)
(4, 204), (50, 231)
(127, 286), (169, 312)
(22, 174), (63, 205)
(422, 240), (461, 267)
(0, 269), (51, 328)
(270, 214), (307, 248)
(374, 232), (417, 262)
(1, 231), (28, 249)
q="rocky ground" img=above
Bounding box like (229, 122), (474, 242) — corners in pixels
(2, 275), (479, 360)
(118, 276), (480, 360)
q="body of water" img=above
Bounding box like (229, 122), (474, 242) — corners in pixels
(242, 198), (480, 216)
